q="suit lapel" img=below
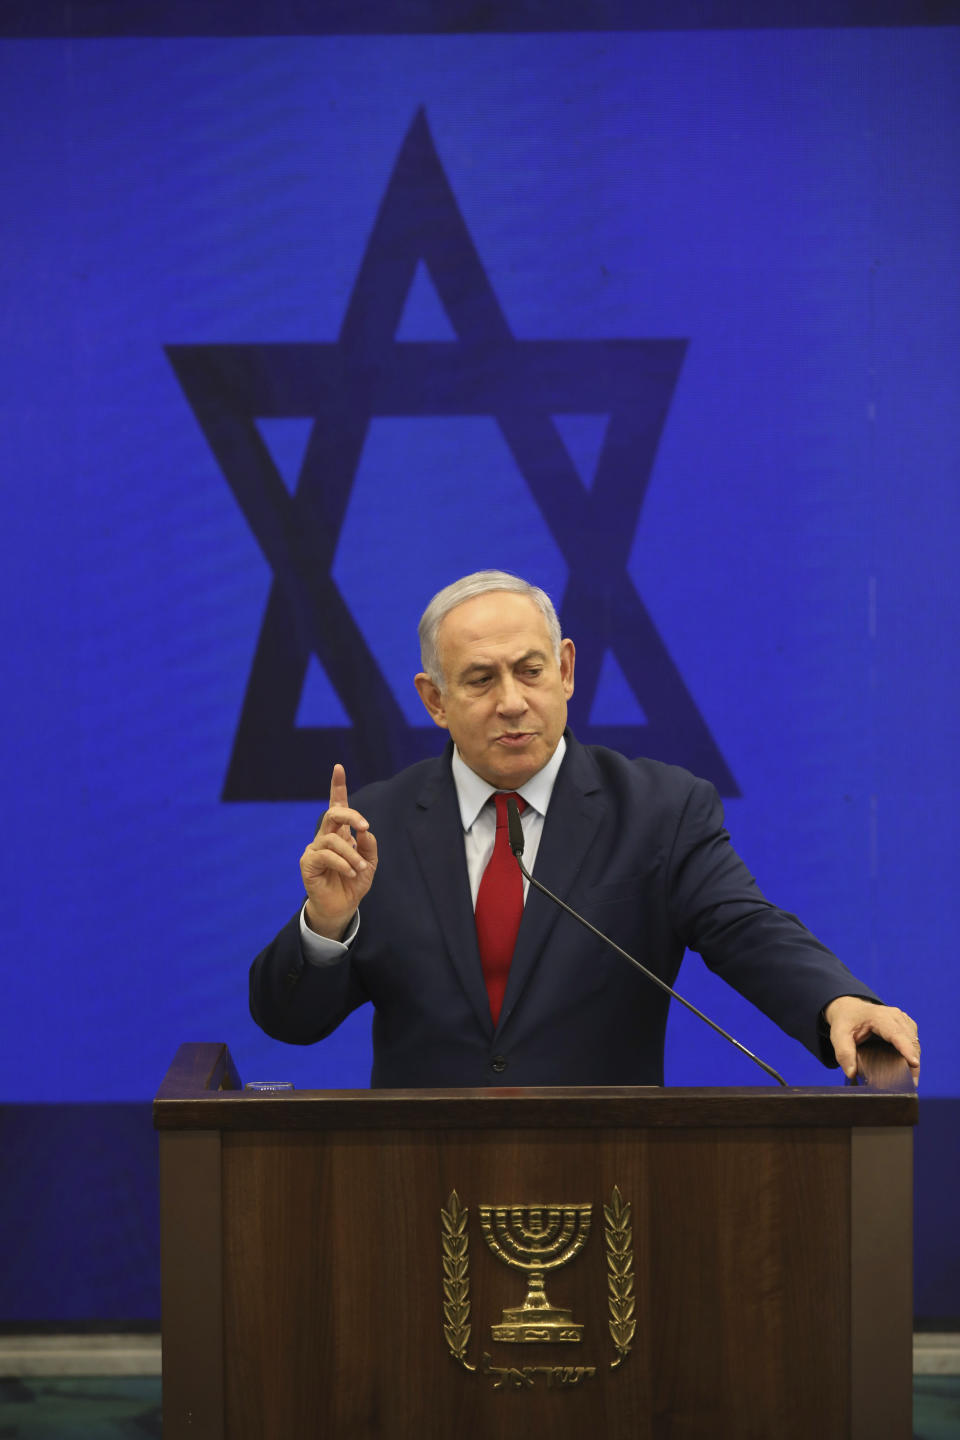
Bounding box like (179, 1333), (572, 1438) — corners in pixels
(496, 736), (604, 1035)
(408, 748), (494, 1038)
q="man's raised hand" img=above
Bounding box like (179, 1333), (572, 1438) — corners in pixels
(300, 764), (378, 940)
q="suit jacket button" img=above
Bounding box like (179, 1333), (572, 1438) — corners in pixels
(491, 1056), (507, 1074)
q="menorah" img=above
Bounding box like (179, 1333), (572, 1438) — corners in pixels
(478, 1203), (593, 1343)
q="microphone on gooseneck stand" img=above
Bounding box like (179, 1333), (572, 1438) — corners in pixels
(505, 797), (788, 1087)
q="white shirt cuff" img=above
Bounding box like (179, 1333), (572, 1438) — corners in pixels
(299, 904), (359, 965)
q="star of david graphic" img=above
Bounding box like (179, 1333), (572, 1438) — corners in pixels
(166, 108), (737, 799)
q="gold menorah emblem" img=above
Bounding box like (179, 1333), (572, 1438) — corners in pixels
(478, 1203), (592, 1343)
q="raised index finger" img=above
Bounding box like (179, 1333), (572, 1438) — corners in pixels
(330, 762), (349, 811)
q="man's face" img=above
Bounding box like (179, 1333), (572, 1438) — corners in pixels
(414, 591), (575, 789)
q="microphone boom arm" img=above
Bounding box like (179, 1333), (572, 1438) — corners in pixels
(506, 797), (788, 1087)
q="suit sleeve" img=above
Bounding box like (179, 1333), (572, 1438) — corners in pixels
(249, 909), (371, 1045)
(665, 777), (880, 1065)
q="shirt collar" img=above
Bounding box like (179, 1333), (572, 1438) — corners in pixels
(452, 735), (567, 832)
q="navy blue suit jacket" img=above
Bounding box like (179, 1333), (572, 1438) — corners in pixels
(249, 734), (878, 1086)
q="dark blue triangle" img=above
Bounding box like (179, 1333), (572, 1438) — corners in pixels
(588, 649), (648, 726)
(394, 261), (458, 341)
(552, 414), (609, 490)
(296, 655), (351, 727)
(255, 418), (313, 494)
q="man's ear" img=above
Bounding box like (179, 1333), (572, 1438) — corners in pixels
(414, 673), (449, 729)
(559, 638), (575, 699)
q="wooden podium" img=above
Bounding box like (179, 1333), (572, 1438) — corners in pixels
(154, 1043), (916, 1439)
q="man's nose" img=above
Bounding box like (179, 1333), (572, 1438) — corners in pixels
(496, 677), (527, 714)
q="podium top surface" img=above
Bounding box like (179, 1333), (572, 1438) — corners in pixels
(153, 1044), (918, 1132)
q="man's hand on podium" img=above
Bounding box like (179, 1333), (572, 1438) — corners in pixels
(824, 995), (920, 1088)
(300, 764), (378, 941)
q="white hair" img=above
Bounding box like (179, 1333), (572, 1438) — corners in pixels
(418, 571), (563, 689)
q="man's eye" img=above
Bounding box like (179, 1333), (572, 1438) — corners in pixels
(521, 667), (543, 680)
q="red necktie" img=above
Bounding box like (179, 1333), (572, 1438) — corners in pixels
(474, 792), (526, 1026)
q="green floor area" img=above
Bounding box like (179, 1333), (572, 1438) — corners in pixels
(0, 1375), (958, 1437)
(915, 1376), (960, 1439)
(0, 1377), (160, 1438)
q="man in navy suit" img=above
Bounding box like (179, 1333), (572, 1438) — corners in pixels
(250, 571), (920, 1087)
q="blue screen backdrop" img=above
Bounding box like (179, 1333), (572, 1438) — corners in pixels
(1, 22), (958, 1107)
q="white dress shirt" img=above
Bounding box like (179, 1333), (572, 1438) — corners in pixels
(300, 737), (567, 966)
